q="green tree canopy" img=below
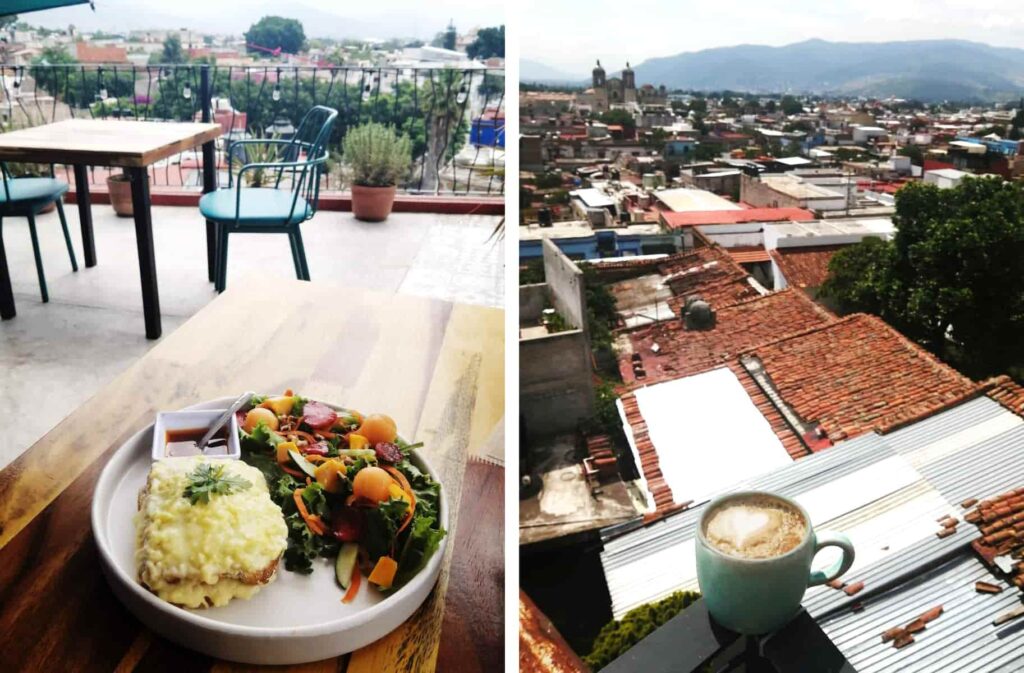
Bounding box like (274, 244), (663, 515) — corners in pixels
(821, 178), (1024, 378)
(466, 25), (503, 60)
(244, 16), (306, 55)
(598, 108), (635, 130)
(150, 34), (187, 64)
(780, 95), (803, 115)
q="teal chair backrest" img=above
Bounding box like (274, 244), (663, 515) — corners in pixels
(278, 105), (338, 220)
(228, 105), (338, 225)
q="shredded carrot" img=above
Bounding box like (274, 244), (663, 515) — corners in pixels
(342, 564), (361, 603)
(384, 467), (417, 535)
(318, 429), (337, 440)
(304, 454), (328, 463)
(293, 488), (326, 535)
(280, 464), (305, 479)
(294, 430), (319, 445)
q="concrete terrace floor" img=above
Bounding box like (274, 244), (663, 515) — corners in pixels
(0, 203), (503, 469)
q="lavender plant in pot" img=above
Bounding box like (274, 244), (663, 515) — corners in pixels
(343, 122), (412, 222)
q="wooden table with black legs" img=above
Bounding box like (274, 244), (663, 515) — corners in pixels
(0, 119), (222, 338)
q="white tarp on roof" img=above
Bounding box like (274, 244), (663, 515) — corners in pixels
(632, 367), (792, 506)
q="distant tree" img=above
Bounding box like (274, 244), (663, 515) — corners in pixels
(150, 34), (187, 64)
(689, 97), (707, 113)
(405, 39), (424, 48)
(821, 178), (1024, 378)
(466, 25), (503, 60)
(244, 16), (306, 55)
(897, 144), (924, 166)
(599, 108), (635, 130)
(780, 95), (803, 115)
(694, 141), (722, 161)
(0, 15), (17, 31)
(765, 99), (777, 113)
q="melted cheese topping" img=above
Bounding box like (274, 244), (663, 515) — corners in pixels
(136, 456), (287, 608)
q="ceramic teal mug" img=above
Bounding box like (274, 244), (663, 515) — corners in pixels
(695, 490), (855, 635)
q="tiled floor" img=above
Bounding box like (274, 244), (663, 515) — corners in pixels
(0, 203), (503, 469)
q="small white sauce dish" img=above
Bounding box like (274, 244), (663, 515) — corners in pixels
(151, 409), (241, 461)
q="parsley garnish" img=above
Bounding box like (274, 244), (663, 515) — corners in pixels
(183, 462), (252, 505)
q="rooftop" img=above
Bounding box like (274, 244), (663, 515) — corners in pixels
(619, 289), (835, 386)
(761, 174), (846, 201)
(661, 206), (814, 229)
(769, 244), (846, 289)
(652, 188), (743, 213)
(657, 246), (764, 311)
(746, 314), (978, 442)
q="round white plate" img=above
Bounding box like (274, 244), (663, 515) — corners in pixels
(91, 396), (447, 665)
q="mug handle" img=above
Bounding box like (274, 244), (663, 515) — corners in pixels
(807, 531), (855, 587)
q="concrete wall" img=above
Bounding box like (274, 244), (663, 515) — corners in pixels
(542, 238), (588, 332)
(520, 283), (548, 326)
(520, 330), (595, 438)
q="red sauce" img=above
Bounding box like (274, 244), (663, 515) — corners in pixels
(165, 426), (229, 457)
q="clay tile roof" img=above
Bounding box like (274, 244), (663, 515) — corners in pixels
(658, 246), (761, 309)
(982, 375), (1024, 418)
(769, 245), (846, 289)
(519, 590), (588, 673)
(744, 314), (978, 440)
(728, 246), (772, 264)
(620, 289), (835, 386)
(661, 207), (814, 229)
(74, 43), (129, 64)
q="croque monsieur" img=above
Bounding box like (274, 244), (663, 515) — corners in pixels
(136, 456), (288, 608)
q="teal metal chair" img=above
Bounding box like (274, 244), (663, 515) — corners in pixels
(0, 165), (78, 303)
(200, 105), (338, 292)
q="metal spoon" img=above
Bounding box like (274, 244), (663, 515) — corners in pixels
(196, 391), (256, 452)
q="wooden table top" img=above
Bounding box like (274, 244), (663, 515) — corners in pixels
(0, 276), (504, 672)
(0, 119), (222, 167)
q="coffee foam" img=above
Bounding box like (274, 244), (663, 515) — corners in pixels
(704, 495), (805, 560)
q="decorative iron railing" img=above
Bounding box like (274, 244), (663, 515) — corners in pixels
(0, 63), (505, 195)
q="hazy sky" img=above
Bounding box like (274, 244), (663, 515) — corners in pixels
(24, 0), (504, 40)
(522, 0), (1024, 74)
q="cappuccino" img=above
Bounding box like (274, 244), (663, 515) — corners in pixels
(704, 495), (806, 560)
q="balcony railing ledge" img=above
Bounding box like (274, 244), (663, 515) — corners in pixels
(62, 186), (503, 216)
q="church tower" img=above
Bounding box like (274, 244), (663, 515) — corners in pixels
(592, 59), (606, 89)
(622, 61), (635, 91)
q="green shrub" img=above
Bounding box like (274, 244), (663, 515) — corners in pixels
(584, 590), (701, 671)
(342, 122), (412, 187)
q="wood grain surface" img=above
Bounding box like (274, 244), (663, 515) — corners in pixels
(0, 276), (504, 672)
(0, 119), (222, 167)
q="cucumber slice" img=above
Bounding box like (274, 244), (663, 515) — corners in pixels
(335, 542), (360, 590)
(288, 449), (318, 479)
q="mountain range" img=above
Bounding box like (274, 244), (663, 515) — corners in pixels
(525, 40), (1024, 101)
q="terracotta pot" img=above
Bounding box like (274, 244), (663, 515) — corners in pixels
(351, 184), (397, 222)
(107, 175), (133, 217)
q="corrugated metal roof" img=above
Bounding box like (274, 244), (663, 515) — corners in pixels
(600, 397), (1024, 671)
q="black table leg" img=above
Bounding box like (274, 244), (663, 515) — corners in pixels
(72, 164), (96, 267)
(0, 217), (14, 320)
(205, 220), (217, 282)
(128, 167), (161, 339)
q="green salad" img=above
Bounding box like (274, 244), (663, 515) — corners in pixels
(236, 391), (445, 600)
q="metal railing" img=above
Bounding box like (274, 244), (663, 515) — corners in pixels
(0, 63), (505, 195)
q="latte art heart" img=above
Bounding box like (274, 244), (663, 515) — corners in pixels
(704, 496), (806, 559)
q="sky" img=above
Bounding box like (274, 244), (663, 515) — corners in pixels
(23, 0), (504, 40)
(521, 0), (1024, 75)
